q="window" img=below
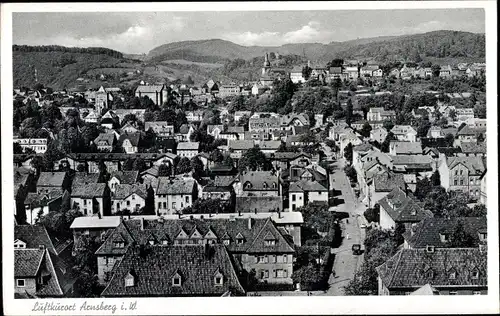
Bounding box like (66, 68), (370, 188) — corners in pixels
(283, 255), (288, 263)
(172, 202), (176, 209)
(223, 239), (230, 246)
(83, 199), (87, 206)
(185, 196), (189, 203)
(272, 255), (277, 263)
(114, 241), (125, 248)
(471, 270), (480, 279)
(158, 202), (161, 209)
(455, 170), (458, 175)
(291, 194), (296, 202)
(236, 238), (244, 245)
(148, 240), (155, 245)
(172, 276), (181, 286)
(460, 170), (463, 175)
(449, 271), (456, 279)
(127, 201), (130, 206)
(460, 179), (464, 185)
(449, 291), (457, 295)
(299, 195), (302, 200)
(125, 275), (135, 287)
(162, 239), (169, 245)
(261, 270), (269, 279)
(454, 179), (458, 186)
(17, 279), (25, 287)
(163, 202), (167, 209)
(214, 276), (223, 286)
(265, 239), (276, 246)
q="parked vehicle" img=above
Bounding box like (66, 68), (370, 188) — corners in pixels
(352, 244), (362, 255)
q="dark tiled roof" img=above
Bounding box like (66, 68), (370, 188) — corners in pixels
(101, 244), (244, 297)
(378, 188), (432, 223)
(109, 171), (139, 184)
(96, 217), (293, 256)
(14, 249), (44, 277)
(390, 141), (423, 154)
(156, 177), (195, 195)
(235, 196), (283, 213)
(403, 217), (487, 249)
(113, 184), (148, 200)
(240, 171), (279, 191)
(446, 157), (485, 175)
(373, 172), (406, 192)
(68, 153), (171, 162)
(71, 172), (100, 191)
(71, 183), (107, 198)
(119, 132), (141, 147)
(24, 190), (63, 207)
(289, 179), (328, 192)
(460, 142), (486, 154)
(376, 248), (487, 289)
(37, 172), (66, 187)
(213, 176), (238, 187)
(94, 133), (115, 146)
(15, 225), (57, 254)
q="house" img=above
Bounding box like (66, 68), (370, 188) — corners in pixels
(364, 171), (406, 209)
(202, 79), (219, 94)
(376, 248), (487, 295)
(288, 180), (328, 211)
(145, 121), (174, 137)
(96, 217), (294, 288)
(135, 85), (165, 105)
(13, 138), (48, 154)
(402, 217), (487, 249)
(207, 124), (224, 139)
(155, 177), (198, 215)
(234, 111), (252, 123)
(201, 176), (236, 202)
(220, 126), (245, 141)
(251, 83), (269, 96)
(93, 133), (116, 152)
(71, 183), (110, 217)
(370, 127), (388, 144)
(108, 171), (140, 194)
(249, 115), (281, 133)
(290, 66), (305, 84)
(344, 66), (359, 79)
(439, 65), (453, 78)
(266, 152), (311, 171)
(23, 190), (64, 225)
(227, 140), (255, 159)
(36, 172), (68, 194)
(177, 142), (200, 158)
(70, 216), (122, 245)
(258, 141), (282, 154)
(438, 156), (486, 199)
(389, 141), (422, 155)
(367, 107), (396, 121)
(176, 124), (196, 142)
(237, 171), (280, 197)
(14, 245), (64, 298)
(14, 154), (36, 171)
(327, 67), (343, 81)
(100, 244), (244, 297)
(280, 113), (310, 130)
(119, 133), (141, 154)
(120, 122), (140, 134)
(111, 184), (148, 214)
(186, 110), (204, 123)
(454, 126), (481, 147)
(235, 196), (283, 215)
(377, 187), (433, 230)
(339, 132), (363, 157)
(218, 84), (240, 98)
(83, 110), (101, 124)
(390, 125), (417, 142)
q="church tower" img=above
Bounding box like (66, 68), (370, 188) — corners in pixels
(262, 53), (271, 75)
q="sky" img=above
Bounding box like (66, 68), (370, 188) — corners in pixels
(13, 9), (485, 54)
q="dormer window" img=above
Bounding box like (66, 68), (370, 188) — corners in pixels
(114, 241), (125, 248)
(148, 239), (155, 245)
(263, 182), (268, 189)
(223, 239), (230, 245)
(214, 270), (224, 286)
(440, 233), (449, 243)
(426, 269), (434, 279)
(265, 239), (276, 246)
(471, 269), (480, 279)
(449, 270), (456, 279)
(172, 273), (182, 287)
(14, 239), (26, 249)
(244, 182), (252, 189)
(124, 271), (135, 287)
(426, 245), (435, 253)
(235, 233), (245, 245)
(272, 182), (277, 189)
(161, 239), (169, 245)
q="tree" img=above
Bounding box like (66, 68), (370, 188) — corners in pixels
(38, 208), (83, 240)
(359, 122), (372, 138)
(302, 66), (312, 81)
(445, 133), (455, 147)
(414, 177), (433, 200)
(364, 204), (380, 223)
(142, 185), (156, 215)
(176, 157), (191, 174)
(209, 149), (224, 163)
(344, 165), (357, 183)
(381, 132), (396, 153)
(345, 99), (353, 126)
(343, 142), (353, 164)
(122, 157), (134, 171)
(132, 158), (147, 172)
(190, 156), (204, 178)
(430, 171), (441, 186)
(14, 142), (23, 154)
(416, 118), (432, 138)
(448, 221), (475, 247)
(238, 146), (271, 173)
(470, 204), (487, 217)
(431, 64), (441, 77)
(158, 163), (171, 177)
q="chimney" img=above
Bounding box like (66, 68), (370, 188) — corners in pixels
(190, 215), (194, 220)
(254, 208), (257, 214)
(140, 217), (144, 230)
(248, 218), (253, 229)
(200, 215), (204, 219)
(120, 215), (124, 222)
(278, 209), (282, 219)
(38, 245), (45, 250)
(238, 209), (242, 216)
(128, 214), (131, 220)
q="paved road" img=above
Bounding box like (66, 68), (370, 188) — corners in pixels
(322, 156), (367, 296)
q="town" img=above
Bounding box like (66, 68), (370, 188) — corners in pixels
(13, 48), (488, 298)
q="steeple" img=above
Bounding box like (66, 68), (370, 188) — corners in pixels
(264, 53), (270, 67)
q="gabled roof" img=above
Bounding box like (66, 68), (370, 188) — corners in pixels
(228, 140), (255, 151)
(135, 85), (164, 93)
(177, 142), (200, 151)
(403, 217), (487, 249)
(289, 179), (328, 192)
(376, 248), (487, 289)
(391, 125), (417, 135)
(37, 172), (66, 187)
(156, 177), (195, 195)
(446, 157), (485, 174)
(101, 244), (244, 297)
(240, 171), (279, 191)
(109, 171), (139, 184)
(113, 184), (148, 200)
(119, 132), (141, 147)
(460, 142), (486, 154)
(15, 249), (44, 277)
(71, 183), (107, 198)
(377, 187), (432, 223)
(94, 133), (116, 146)
(71, 172), (100, 191)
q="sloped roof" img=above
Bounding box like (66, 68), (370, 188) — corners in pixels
(225, 126), (244, 134)
(71, 172), (100, 191)
(235, 196), (283, 213)
(37, 172), (66, 187)
(228, 140), (255, 151)
(109, 171), (139, 184)
(446, 157), (485, 174)
(403, 217), (487, 249)
(376, 248), (487, 289)
(373, 172), (406, 192)
(258, 141), (282, 150)
(411, 283), (438, 295)
(289, 179), (328, 192)
(177, 142), (200, 151)
(101, 244), (244, 297)
(119, 132), (141, 147)
(390, 141), (423, 154)
(391, 125), (417, 135)
(135, 85), (164, 93)
(94, 133), (115, 146)
(113, 184), (148, 200)
(460, 142), (486, 154)
(377, 187), (432, 223)
(15, 225), (57, 254)
(280, 113), (310, 126)
(240, 171), (279, 191)
(15, 249), (44, 277)
(156, 177), (195, 195)
(71, 183), (107, 198)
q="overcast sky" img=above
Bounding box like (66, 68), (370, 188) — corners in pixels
(13, 9), (484, 54)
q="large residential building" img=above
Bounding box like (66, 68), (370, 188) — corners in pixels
(390, 125), (418, 142)
(288, 179), (328, 211)
(376, 248), (487, 295)
(13, 138), (48, 154)
(438, 156), (486, 198)
(155, 177), (198, 215)
(145, 121), (175, 137)
(135, 85), (166, 105)
(237, 171), (280, 197)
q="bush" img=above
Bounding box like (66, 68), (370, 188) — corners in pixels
(364, 204), (380, 223)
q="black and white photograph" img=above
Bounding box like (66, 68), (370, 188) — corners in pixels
(1, 1), (498, 315)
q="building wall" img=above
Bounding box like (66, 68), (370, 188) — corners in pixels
(97, 255), (123, 284)
(178, 150), (198, 158)
(379, 206), (396, 230)
(14, 277), (37, 295)
(241, 253), (293, 284)
(308, 191), (328, 203)
(112, 195), (146, 214)
(71, 197), (105, 216)
(289, 192), (304, 211)
(155, 193), (194, 215)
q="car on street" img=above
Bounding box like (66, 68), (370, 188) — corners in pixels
(352, 244), (362, 255)
(360, 223), (367, 229)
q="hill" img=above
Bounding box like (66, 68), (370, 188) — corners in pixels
(147, 30), (485, 64)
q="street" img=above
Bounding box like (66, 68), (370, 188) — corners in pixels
(321, 143), (367, 295)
